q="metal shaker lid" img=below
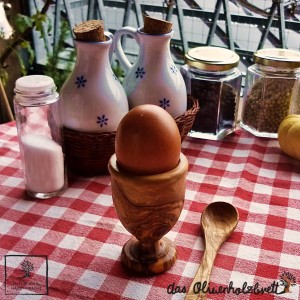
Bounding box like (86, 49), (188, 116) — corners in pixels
(15, 75), (56, 93)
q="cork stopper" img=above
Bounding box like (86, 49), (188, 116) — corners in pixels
(73, 20), (106, 42)
(143, 16), (172, 35)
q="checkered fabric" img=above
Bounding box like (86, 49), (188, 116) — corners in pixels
(0, 121), (299, 300)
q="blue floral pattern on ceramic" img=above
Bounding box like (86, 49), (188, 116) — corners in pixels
(75, 75), (87, 88)
(97, 114), (108, 127)
(135, 67), (145, 79)
(170, 65), (178, 74)
(159, 98), (170, 110)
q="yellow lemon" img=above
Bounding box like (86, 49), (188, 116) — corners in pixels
(278, 114), (300, 160)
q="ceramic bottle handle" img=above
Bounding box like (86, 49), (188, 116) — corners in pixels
(114, 27), (138, 73)
(105, 31), (114, 63)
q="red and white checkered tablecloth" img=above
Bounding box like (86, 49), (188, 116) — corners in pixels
(0, 121), (299, 300)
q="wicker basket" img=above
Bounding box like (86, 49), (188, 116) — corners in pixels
(175, 95), (199, 141)
(63, 128), (116, 176)
(63, 95), (199, 176)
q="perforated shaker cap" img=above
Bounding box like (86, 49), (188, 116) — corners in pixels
(15, 75), (56, 93)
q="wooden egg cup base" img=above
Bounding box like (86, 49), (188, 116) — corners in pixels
(121, 236), (177, 275)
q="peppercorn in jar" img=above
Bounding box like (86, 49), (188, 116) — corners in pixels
(180, 46), (242, 140)
(241, 48), (300, 138)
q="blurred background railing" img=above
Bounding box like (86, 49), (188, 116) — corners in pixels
(28, 0), (300, 74)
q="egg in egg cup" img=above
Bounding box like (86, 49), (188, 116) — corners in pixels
(108, 152), (188, 274)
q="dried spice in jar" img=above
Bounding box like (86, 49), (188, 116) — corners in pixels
(181, 46), (242, 140)
(241, 48), (300, 138)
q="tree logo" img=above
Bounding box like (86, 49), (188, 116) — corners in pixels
(279, 271), (297, 293)
(4, 255), (48, 295)
(20, 259), (34, 278)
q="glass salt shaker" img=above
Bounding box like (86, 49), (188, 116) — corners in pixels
(180, 46), (242, 140)
(14, 75), (67, 199)
(241, 48), (300, 138)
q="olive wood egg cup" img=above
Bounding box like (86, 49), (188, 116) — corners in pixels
(108, 153), (188, 275)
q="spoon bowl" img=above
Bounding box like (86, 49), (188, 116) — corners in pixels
(201, 201), (239, 237)
(185, 201), (239, 299)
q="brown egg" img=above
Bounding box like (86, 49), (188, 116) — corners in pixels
(115, 104), (181, 175)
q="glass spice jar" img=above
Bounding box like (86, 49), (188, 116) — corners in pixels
(180, 46), (242, 140)
(14, 75), (67, 199)
(241, 48), (300, 138)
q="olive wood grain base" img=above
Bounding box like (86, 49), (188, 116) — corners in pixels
(122, 236), (177, 274)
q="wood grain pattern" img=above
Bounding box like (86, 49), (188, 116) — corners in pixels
(108, 153), (188, 274)
(185, 202), (239, 300)
(121, 236), (177, 274)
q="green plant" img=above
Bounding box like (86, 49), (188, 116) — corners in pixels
(44, 18), (75, 90)
(112, 59), (125, 83)
(0, 1), (52, 85)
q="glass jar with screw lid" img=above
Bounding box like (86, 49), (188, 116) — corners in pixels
(180, 46), (242, 140)
(241, 48), (300, 138)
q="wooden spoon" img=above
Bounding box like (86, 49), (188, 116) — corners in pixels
(185, 201), (239, 300)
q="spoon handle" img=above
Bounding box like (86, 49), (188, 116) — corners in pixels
(185, 246), (218, 300)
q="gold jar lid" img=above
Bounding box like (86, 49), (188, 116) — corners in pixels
(185, 46), (240, 71)
(254, 48), (300, 68)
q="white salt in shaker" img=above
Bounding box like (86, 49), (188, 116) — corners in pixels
(14, 75), (67, 199)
